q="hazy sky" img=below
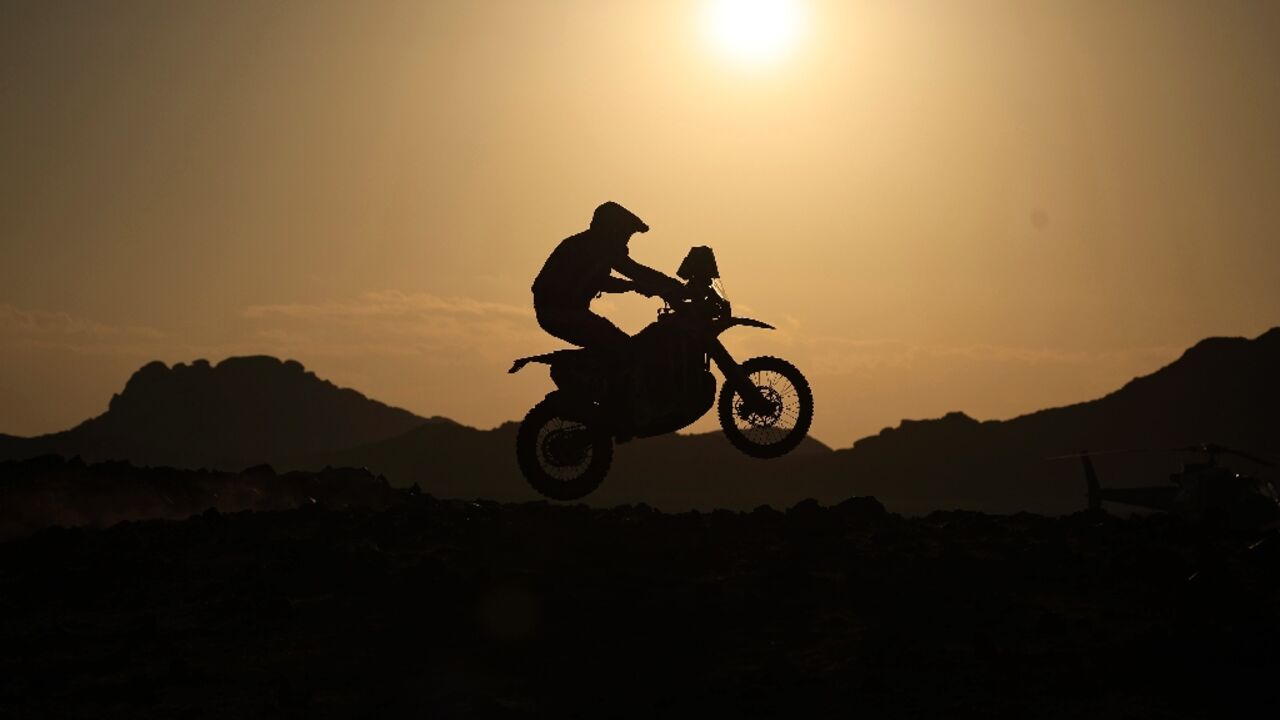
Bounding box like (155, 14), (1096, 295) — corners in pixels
(2, 0), (1278, 446)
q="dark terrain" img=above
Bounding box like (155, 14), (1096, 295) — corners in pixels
(3, 494), (1278, 718)
(0, 456), (402, 542)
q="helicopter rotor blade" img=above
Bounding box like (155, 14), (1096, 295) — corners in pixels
(1045, 447), (1161, 461)
(1048, 445), (1277, 467)
(1222, 448), (1274, 468)
(1170, 443), (1275, 468)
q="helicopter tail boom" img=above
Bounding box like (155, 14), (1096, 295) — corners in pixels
(1082, 454), (1101, 512)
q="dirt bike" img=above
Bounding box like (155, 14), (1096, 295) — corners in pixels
(509, 246), (814, 501)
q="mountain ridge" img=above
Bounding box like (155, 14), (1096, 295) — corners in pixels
(2, 328), (1275, 514)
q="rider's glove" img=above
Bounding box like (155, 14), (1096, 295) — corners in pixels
(658, 287), (689, 305)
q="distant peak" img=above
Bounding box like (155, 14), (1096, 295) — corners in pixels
(63, 355), (434, 469)
(119, 356), (308, 398)
(1172, 328), (1280, 366)
(899, 411), (978, 428)
(851, 411), (980, 451)
(1183, 334), (1248, 353)
(213, 355), (305, 372)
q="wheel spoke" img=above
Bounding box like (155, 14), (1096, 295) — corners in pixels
(537, 417), (597, 481)
(729, 368), (806, 444)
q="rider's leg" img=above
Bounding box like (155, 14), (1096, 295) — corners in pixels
(534, 307), (636, 437)
(579, 316), (643, 439)
(535, 305), (629, 354)
(575, 315), (636, 434)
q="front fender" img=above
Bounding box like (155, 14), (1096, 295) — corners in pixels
(713, 316), (775, 335)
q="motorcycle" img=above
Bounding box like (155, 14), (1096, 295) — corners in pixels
(508, 246), (814, 500)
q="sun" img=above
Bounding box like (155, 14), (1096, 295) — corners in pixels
(702, 0), (808, 66)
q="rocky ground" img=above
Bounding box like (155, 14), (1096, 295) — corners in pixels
(2, 494), (1278, 719)
(0, 456), (402, 542)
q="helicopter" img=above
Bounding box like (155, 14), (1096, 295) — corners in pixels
(1051, 443), (1280, 529)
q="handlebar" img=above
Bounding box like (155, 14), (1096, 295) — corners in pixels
(652, 282), (730, 319)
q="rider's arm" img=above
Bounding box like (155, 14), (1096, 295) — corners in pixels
(613, 255), (686, 299)
(598, 276), (636, 294)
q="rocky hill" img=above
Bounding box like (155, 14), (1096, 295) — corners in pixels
(0, 356), (435, 469)
(826, 328), (1280, 513)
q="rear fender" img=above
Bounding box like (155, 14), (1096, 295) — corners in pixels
(713, 316), (775, 336)
(509, 355), (551, 374)
(508, 349), (586, 374)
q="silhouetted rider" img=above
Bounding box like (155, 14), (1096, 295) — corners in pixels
(532, 201), (685, 356)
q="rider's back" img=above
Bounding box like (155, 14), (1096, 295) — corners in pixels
(532, 230), (627, 310)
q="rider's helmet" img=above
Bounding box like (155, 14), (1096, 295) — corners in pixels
(591, 201), (649, 235)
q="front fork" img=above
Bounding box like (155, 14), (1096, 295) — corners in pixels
(706, 339), (772, 416)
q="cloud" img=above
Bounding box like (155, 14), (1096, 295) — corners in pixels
(0, 303), (165, 355)
(244, 291), (533, 321)
(239, 291), (543, 364)
(796, 336), (1180, 377)
(720, 313), (1182, 378)
(0, 291), (544, 366)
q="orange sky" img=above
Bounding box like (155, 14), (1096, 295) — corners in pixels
(2, 0), (1278, 446)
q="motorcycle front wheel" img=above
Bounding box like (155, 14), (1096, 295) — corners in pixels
(516, 397), (613, 501)
(717, 356), (814, 459)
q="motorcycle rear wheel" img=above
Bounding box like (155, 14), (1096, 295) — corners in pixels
(516, 397), (613, 501)
(718, 356), (814, 459)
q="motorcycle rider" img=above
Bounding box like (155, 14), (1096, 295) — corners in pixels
(531, 201), (686, 435)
